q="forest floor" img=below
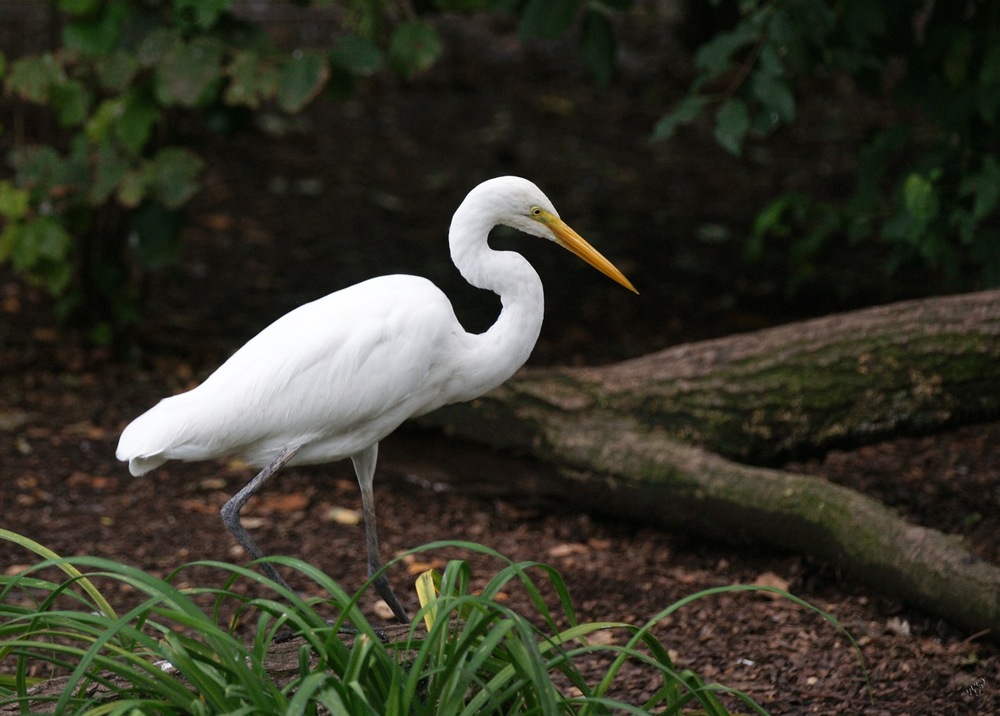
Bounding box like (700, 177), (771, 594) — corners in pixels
(2, 9), (999, 715)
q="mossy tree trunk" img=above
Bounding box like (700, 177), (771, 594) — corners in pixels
(419, 289), (1000, 635)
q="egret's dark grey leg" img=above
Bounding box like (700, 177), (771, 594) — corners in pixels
(352, 443), (410, 624)
(221, 445), (301, 591)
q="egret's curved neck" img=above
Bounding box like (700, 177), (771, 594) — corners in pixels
(448, 199), (545, 395)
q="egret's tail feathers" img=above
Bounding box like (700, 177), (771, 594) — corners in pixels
(116, 398), (188, 476)
(124, 454), (167, 477)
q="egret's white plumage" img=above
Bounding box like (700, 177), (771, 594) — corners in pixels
(119, 276), (472, 473)
(116, 176), (635, 623)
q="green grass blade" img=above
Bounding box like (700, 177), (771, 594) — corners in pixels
(0, 529), (117, 619)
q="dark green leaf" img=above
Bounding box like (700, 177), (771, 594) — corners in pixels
(6, 54), (66, 103)
(519, 0), (578, 40)
(173, 0), (230, 31)
(11, 216), (71, 273)
(973, 160), (1000, 220)
(432, 0), (492, 9)
(0, 223), (17, 262)
(89, 144), (130, 204)
(651, 94), (710, 142)
(62, 1), (129, 56)
(976, 88), (1000, 125)
(750, 72), (795, 124)
(117, 89), (160, 155)
(694, 24), (759, 75)
(756, 43), (786, 79)
(31, 218), (72, 261)
(10, 145), (60, 190)
(130, 201), (183, 269)
(329, 34), (383, 76)
(88, 321), (115, 346)
(95, 49), (140, 92)
(903, 172), (938, 222)
(117, 169), (147, 207)
(581, 11), (615, 84)
(50, 79), (91, 127)
(65, 134), (92, 194)
(960, 155), (1000, 220)
(137, 28), (181, 68)
(277, 50), (329, 112)
(714, 98), (750, 155)
(942, 28), (972, 87)
(155, 36), (225, 107)
(981, 44), (1000, 86)
(493, 0), (521, 13)
(85, 98), (120, 144)
(953, 207), (977, 246)
(0, 181), (30, 220)
(225, 51), (279, 108)
(751, 193), (805, 245)
(11, 143), (87, 201)
(387, 21), (442, 79)
(57, 0), (102, 14)
(148, 147), (204, 209)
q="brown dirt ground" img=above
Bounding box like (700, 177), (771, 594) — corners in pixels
(2, 9), (999, 715)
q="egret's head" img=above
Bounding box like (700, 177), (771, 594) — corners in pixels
(459, 176), (556, 239)
(470, 176), (638, 294)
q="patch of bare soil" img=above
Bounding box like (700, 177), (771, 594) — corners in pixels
(2, 11), (998, 715)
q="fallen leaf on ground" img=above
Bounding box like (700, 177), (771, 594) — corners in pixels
(586, 629), (617, 646)
(752, 571), (790, 598)
(373, 600), (396, 620)
(405, 558), (447, 575)
(547, 542), (589, 558)
(325, 505), (363, 525)
(202, 213), (235, 231)
(0, 410), (31, 431)
(67, 472), (117, 489)
(180, 499), (219, 515)
(886, 616), (911, 636)
(257, 492), (309, 513)
(63, 421), (107, 439)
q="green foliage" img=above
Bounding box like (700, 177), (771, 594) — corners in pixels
(0, 533), (862, 713)
(1, 0), (633, 343)
(388, 21), (443, 79)
(1, 0), (371, 341)
(657, 0), (1000, 286)
(508, 0), (634, 83)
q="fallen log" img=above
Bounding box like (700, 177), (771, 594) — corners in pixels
(418, 290), (1000, 635)
(427, 289), (1000, 464)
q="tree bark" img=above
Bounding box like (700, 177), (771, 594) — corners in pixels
(418, 290), (1000, 635)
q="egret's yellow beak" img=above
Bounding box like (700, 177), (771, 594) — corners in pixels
(538, 211), (638, 294)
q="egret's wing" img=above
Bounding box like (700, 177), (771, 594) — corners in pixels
(117, 275), (459, 471)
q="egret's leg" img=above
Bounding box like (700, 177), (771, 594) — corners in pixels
(352, 443), (410, 624)
(221, 445), (301, 591)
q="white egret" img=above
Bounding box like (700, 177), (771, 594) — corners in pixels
(116, 176), (636, 623)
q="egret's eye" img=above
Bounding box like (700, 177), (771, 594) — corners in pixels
(530, 206), (543, 217)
